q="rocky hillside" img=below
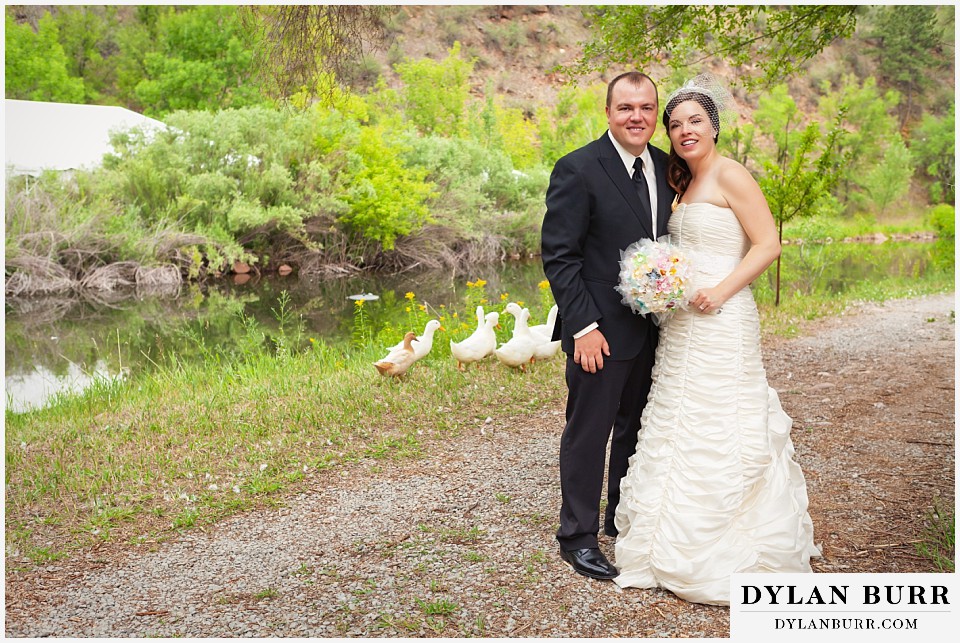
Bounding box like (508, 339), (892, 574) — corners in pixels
(364, 5), (606, 108)
(361, 5), (954, 122)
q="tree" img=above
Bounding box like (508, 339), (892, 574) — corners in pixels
(911, 104), (955, 204)
(757, 100), (848, 305)
(569, 5), (859, 88)
(859, 134), (914, 216)
(5, 12), (85, 102)
(52, 6), (119, 103)
(131, 6), (269, 115)
(817, 75), (901, 206)
(240, 5), (389, 101)
(871, 5), (944, 128)
(753, 84), (801, 167)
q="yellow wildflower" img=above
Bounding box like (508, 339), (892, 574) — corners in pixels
(475, 279), (487, 288)
(419, 305), (426, 311)
(538, 279), (550, 290)
(354, 300), (364, 308)
(500, 293), (509, 301)
(405, 306), (411, 313)
(405, 291), (415, 300)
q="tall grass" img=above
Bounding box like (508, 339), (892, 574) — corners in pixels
(915, 496), (955, 572)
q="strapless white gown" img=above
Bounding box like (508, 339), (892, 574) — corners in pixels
(613, 202), (819, 605)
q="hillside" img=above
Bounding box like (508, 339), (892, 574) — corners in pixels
(361, 5), (954, 123)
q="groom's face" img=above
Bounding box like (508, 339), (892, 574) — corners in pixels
(606, 78), (658, 156)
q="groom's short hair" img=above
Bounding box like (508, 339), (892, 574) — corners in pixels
(606, 72), (658, 108)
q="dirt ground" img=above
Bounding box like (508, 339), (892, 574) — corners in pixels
(4, 293), (955, 638)
(761, 295), (955, 576)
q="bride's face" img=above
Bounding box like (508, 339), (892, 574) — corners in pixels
(667, 100), (716, 160)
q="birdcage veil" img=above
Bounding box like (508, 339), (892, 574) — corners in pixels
(662, 73), (736, 140)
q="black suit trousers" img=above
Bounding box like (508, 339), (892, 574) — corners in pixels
(556, 340), (656, 551)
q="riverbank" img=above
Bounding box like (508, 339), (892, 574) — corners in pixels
(5, 292), (954, 637)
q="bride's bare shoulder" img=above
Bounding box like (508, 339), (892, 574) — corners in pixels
(717, 157), (760, 189)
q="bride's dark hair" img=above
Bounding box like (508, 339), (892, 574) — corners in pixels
(662, 90), (720, 195)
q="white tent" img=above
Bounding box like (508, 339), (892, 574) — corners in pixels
(4, 99), (166, 177)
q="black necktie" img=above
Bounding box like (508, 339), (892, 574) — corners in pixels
(632, 157), (652, 228)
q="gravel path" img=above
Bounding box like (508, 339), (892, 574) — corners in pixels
(5, 293), (955, 638)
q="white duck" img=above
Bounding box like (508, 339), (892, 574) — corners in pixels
(529, 304), (559, 341)
(494, 308), (538, 370)
(387, 319), (442, 361)
(450, 311), (499, 370)
(529, 304), (561, 360)
(374, 331), (418, 377)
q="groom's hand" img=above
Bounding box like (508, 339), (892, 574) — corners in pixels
(574, 329), (610, 373)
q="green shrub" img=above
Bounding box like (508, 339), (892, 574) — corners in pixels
(394, 41), (474, 137)
(339, 125), (436, 250)
(928, 204), (955, 237)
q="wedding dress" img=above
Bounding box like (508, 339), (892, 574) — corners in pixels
(613, 202), (819, 605)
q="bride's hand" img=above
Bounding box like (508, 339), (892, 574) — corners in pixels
(690, 288), (726, 314)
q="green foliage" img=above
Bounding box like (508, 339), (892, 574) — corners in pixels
(51, 6), (118, 103)
(753, 84), (801, 166)
(571, 5), (858, 88)
(535, 83), (607, 168)
(5, 13), (85, 102)
(492, 102), (541, 170)
(719, 122), (758, 167)
(485, 20), (527, 54)
(817, 75), (901, 206)
(928, 204), (955, 238)
(339, 126), (436, 250)
(131, 6), (268, 115)
(402, 134), (547, 248)
(394, 41), (475, 137)
(912, 104), (955, 203)
(858, 134), (914, 216)
(758, 99), (848, 305)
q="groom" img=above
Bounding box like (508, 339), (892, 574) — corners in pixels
(541, 71), (675, 580)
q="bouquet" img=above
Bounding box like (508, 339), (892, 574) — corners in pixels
(616, 237), (691, 323)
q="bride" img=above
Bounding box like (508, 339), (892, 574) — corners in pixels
(612, 74), (820, 605)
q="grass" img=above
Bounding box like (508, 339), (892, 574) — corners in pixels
(915, 496), (955, 572)
(415, 597), (458, 616)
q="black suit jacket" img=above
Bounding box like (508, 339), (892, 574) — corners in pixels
(541, 133), (676, 360)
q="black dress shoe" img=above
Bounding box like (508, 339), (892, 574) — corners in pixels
(558, 547), (619, 580)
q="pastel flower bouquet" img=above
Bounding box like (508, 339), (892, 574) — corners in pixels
(615, 237), (691, 324)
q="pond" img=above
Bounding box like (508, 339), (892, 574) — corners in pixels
(4, 240), (950, 413)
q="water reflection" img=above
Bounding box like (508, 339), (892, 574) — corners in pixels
(4, 242), (950, 413)
(4, 359), (125, 413)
